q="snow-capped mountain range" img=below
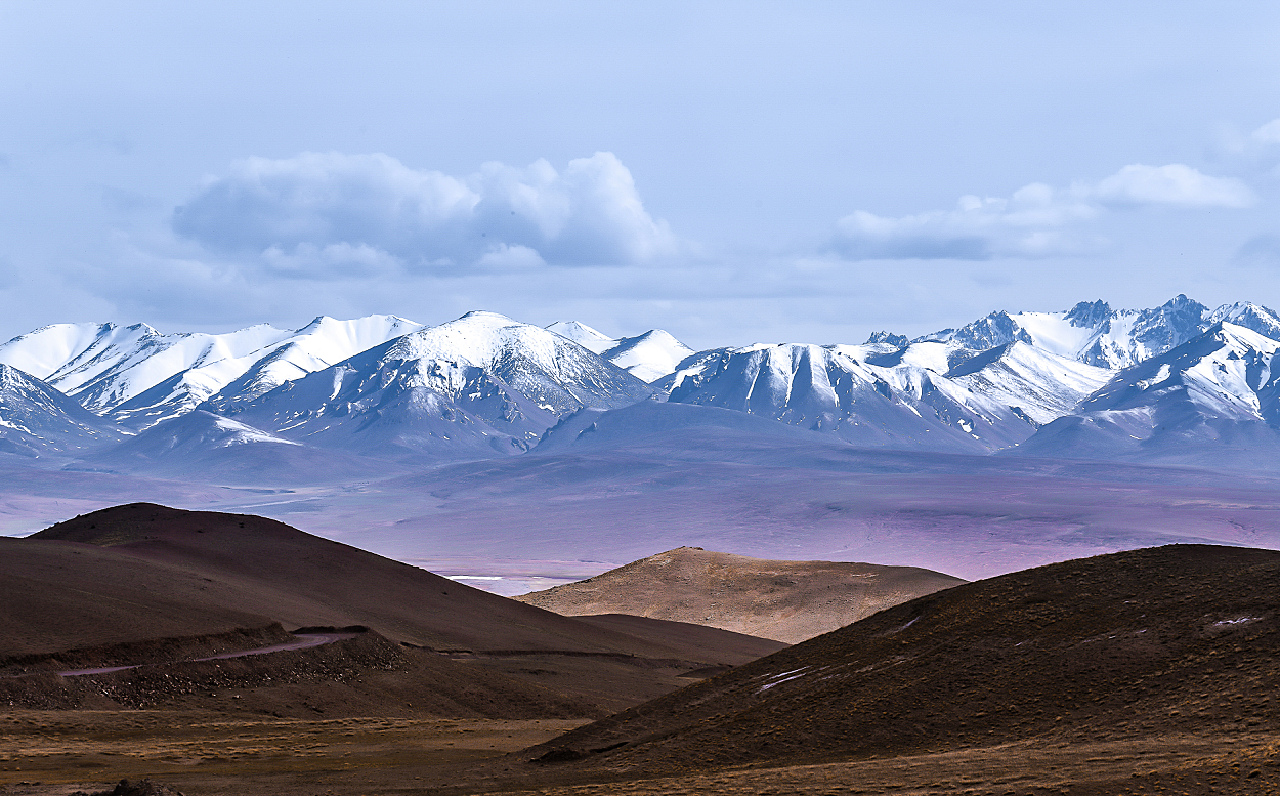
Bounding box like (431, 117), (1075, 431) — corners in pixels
(0, 315), (425, 427)
(4, 294), (1280, 477)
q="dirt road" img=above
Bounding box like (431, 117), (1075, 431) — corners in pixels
(56, 632), (358, 676)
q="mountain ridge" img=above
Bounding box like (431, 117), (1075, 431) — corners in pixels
(1, 296), (1279, 471)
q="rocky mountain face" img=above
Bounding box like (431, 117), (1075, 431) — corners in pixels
(0, 364), (126, 457)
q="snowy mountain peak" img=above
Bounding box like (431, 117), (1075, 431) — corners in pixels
(1014, 320), (1280, 465)
(1207, 302), (1280, 341)
(214, 311), (654, 462)
(547, 322), (695, 382)
(459, 309), (517, 322)
(602, 330), (695, 383)
(916, 309), (1035, 351)
(864, 331), (908, 347)
(0, 363), (28, 390)
(546, 321), (615, 353)
(1064, 300), (1113, 328)
(914, 295), (1280, 372)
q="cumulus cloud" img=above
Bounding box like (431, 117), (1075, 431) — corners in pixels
(172, 151), (677, 273)
(832, 162), (1252, 261)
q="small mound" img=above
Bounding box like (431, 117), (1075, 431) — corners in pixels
(517, 546), (964, 643)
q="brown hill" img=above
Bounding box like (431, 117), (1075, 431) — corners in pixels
(521, 544), (1280, 778)
(515, 546), (964, 643)
(30, 504), (780, 660)
(8, 503), (783, 715)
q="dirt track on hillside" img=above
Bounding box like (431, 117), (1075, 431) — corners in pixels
(56, 633), (359, 676)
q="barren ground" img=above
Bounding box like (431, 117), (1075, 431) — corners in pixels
(2, 716), (1278, 795)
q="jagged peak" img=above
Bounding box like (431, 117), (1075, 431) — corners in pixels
(1064, 300), (1113, 327)
(1160, 293), (1202, 309)
(864, 331), (908, 347)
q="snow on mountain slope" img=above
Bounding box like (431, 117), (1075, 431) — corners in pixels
(119, 314), (424, 426)
(944, 342), (1114, 425)
(601, 330), (694, 382)
(0, 322), (293, 412)
(0, 316), (423, 428)
(1013, 322), (1280, 464)
(222, 311), (655, 460)
(545, 321), (615, 354)
(1208, 302), (1280, 341)
(662, 342), (1036, 453)
(0, 323), (125, 381)
(6, 297), (1280, 470)
(547, 321), (694, 381)
(918, 295), (1280, 370)
(0, 364), (126, 457)
(656, 336), (1105, 450)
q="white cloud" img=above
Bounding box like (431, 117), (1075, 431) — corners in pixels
(172, 151), (678, 274)
(261, 242), (403, 280)
(474, 244), (547, 269)
(1087, 164), (1254, 208)
(1250, 118), (1280, 146)
(1240, 118), (1280, 178)
(832, 162), (1253, 261)
(833, 182), (1097, 260)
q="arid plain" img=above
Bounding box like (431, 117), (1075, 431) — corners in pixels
(2, 506), (1280, 795)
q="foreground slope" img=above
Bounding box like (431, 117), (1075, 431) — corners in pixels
(526, 544), (1280, 776)
(517, 547), (964, 643)
(7, 504), (784, 719)
(28, 503), (777, 664)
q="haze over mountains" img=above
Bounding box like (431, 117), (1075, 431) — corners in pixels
(0, 294), (1279, 475)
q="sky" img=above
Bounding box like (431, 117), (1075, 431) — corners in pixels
(2, 2), (1280, 349)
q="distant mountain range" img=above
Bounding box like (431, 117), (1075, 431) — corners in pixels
(3, 294), (1280, 478)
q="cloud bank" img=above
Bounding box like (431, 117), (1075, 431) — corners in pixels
(832, 163), (1254, 261)
(173, 152), (678, 274)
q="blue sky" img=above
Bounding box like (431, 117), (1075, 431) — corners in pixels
(2, 2), (1279, 348)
